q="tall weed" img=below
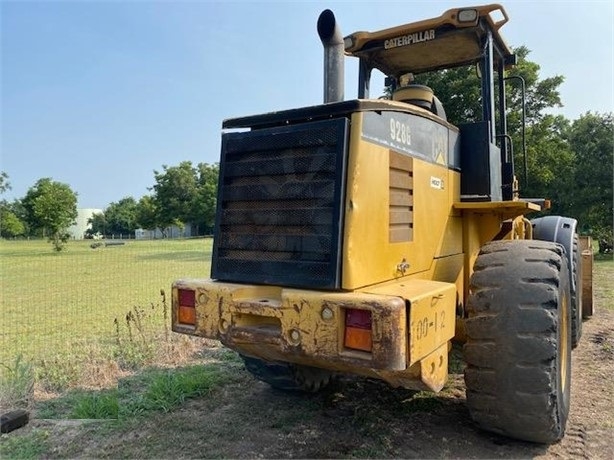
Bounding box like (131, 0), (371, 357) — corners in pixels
(113, 291), (169, 369)
(113, 290), (203, 370)
(0, 355), (35, 411)
(71, 389), (119, 419)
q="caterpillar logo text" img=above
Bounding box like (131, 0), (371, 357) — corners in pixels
(384, 29), (435, 49)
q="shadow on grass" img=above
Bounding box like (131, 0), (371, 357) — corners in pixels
(137, 251), (212, 262)
(0, 249), (73, 258)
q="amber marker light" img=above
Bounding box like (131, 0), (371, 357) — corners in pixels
(177, 289), (196, 325)
(457, 9), (478, 23)
(344, 308), (373, 352)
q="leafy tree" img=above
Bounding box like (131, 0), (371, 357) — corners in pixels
(521, 114), (573, 216)
(0, 208), (25, 237)
(87, 212), (107, 237)
(3, 199), (30, 236)
(135, 195), (159, 232)
(22, 178), (78, 251)
(148, 161), (219, 236)
(0, 171), (10, 195)
(414, 65), (482, 126)
(87, 198), (138, 237)
(0, 188), (27, 238)
(0, 172), (25, 237)
(505, 47), (564, 127)
(567, 112), (613, 239)
(192, 163), (219, 235)
(152, 161), (198, 232)
(503, 46), (566, 196)
(105, 197), (139, 236)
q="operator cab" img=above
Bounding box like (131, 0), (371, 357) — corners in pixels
(343, 4), (514, 97)
(342, 3), (518, 201)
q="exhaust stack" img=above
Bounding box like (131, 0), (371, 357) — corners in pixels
(317, 9), (344, 103)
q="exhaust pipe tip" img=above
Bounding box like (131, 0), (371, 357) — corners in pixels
(317, 9), (344, 103)
(317, 9), (342, 45)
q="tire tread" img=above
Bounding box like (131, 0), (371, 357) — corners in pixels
(464, 240), (571, 444)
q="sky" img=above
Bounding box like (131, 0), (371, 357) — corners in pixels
(1, 0), (613, 209)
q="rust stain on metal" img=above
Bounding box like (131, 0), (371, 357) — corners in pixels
(217, 296), (224, 318)
(228, 327), (282, 345)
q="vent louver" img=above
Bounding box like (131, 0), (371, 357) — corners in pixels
(389, 151), (414, 243)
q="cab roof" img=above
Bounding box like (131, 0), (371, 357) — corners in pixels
(344, 4), (515, 77)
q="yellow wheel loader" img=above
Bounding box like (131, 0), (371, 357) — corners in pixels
(171, 4), (593, 443)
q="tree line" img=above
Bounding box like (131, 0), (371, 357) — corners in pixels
(0, 162), (219, 250)
(87, 162), (219, 238)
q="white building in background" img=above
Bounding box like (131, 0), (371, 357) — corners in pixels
(68, 208), (102, 240)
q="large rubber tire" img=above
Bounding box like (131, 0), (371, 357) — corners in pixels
(464, 240), (572, 444)
(241, 355), (333, 392)
(570, 234), (582, 348)
(531, 216), (581, 348)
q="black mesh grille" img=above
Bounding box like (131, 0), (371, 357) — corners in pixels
(212, 118), (349, 289)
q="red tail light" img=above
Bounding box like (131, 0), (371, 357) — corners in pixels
(177, 289), (196, 325)
(344, 308), (372, 352)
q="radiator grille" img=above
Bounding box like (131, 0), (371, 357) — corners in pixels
(212, 118), (349, 289)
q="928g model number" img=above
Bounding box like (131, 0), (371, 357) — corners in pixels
(390, 118), (412, 146)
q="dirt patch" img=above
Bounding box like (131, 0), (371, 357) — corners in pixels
(538, 307), (614, 460)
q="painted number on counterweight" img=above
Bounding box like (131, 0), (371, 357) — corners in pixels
(414, 311), (446, 341)
(389, 118), (412, 146)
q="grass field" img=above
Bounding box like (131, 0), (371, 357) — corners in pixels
(0, 238), (212, 367)
(0, 237), (611, 399)
(594, 256), (614, 309)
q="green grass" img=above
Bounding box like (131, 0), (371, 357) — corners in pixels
(119, 363), (241, 416)
(35, 387), (119, 419)
(0, 238), (212, 364)
(0, 429), (50, 460)
(594, 258), (614, 311)
(0, 361), (241, 460)
(71, 390), (119, 419)
(34, 362), (241, 420)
